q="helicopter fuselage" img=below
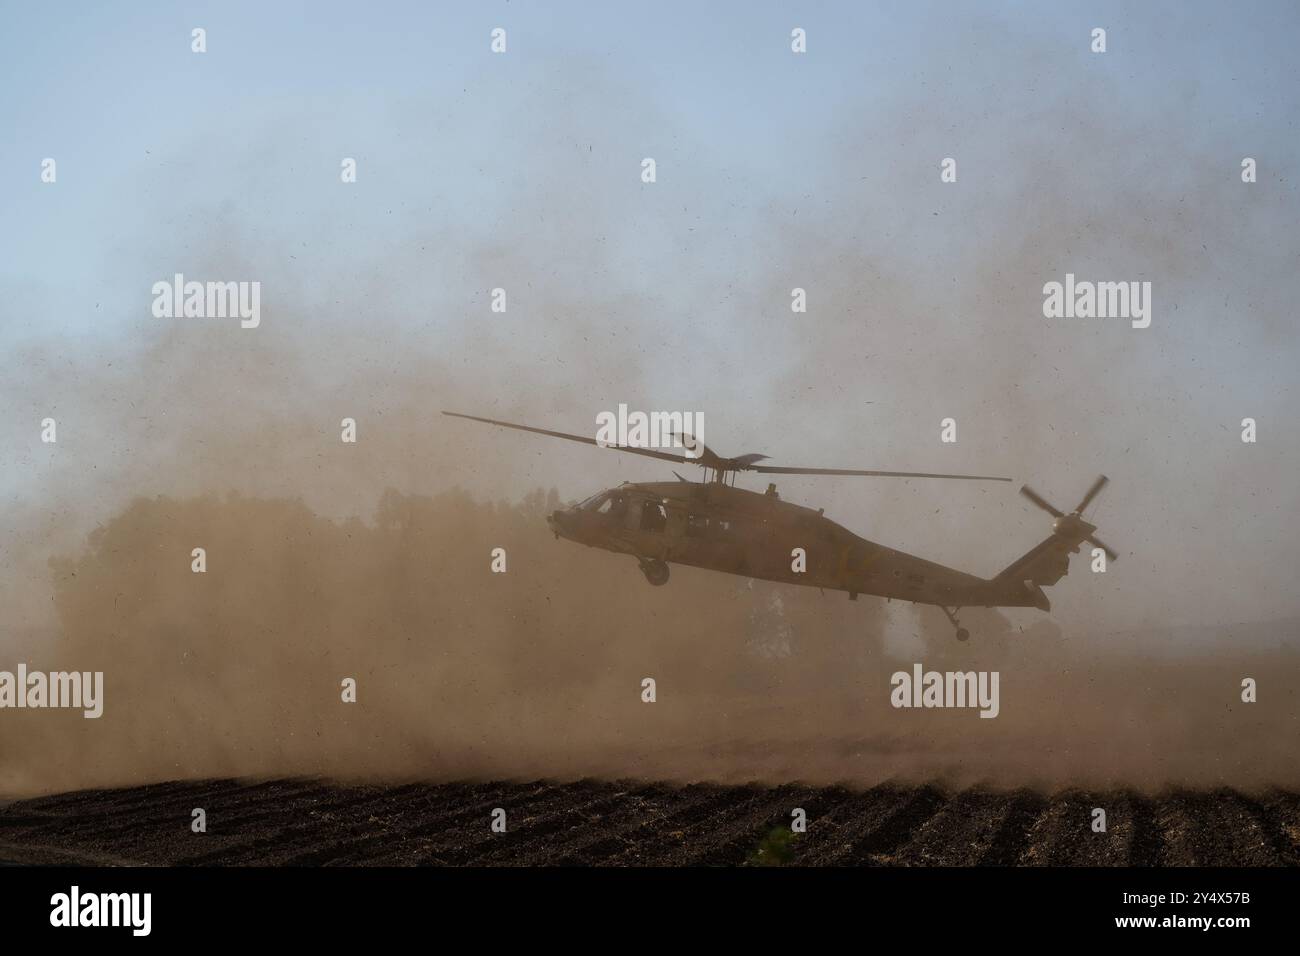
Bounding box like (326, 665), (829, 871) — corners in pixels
(546, 480), (1054, 611)
(441, 410), (1113, 638)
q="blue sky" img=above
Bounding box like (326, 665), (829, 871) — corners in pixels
(6, 0), (1296, 345)
(2, 1), (1299, 633)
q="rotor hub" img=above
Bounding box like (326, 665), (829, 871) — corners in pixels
(1053, 514), (1083, 536)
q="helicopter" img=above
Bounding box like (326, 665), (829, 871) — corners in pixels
(444, 411), (1117, 641)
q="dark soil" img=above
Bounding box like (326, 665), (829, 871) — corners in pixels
(1, 778), (1295, 866)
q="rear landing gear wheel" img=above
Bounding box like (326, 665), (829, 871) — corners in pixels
(639, 558), (669, 586)
(940, 605), (969, 642)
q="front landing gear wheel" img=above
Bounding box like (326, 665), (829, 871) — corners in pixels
(955, 628), (970, 642)
(639, 558), (669, 586)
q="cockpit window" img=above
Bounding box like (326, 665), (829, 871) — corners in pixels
(585, 492), (628, 520)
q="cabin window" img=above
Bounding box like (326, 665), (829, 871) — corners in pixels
(640, 500), (667, 533)
(685, 514), (736, 536)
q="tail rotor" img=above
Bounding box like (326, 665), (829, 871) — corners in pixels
(1019, 475), (1119, 562)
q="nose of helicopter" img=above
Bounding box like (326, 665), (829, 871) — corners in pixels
(547, 509), (570, 537)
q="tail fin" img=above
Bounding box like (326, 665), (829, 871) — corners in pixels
(995, 535), (1074, 589)
(991, 536), (1078, 611)
(999, 476), (1119, 609)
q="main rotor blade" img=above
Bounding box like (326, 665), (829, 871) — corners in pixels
(1020, 484), (1065, 517)
(753, 464), (1011, 481)
(442, 411), (697, 466)
(667, 431), (726, 468)
(1074, 474), (1109, 514)
(1086, 535), (1119, 563)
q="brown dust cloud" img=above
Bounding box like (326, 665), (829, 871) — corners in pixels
(3, 294), (1296, 798)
